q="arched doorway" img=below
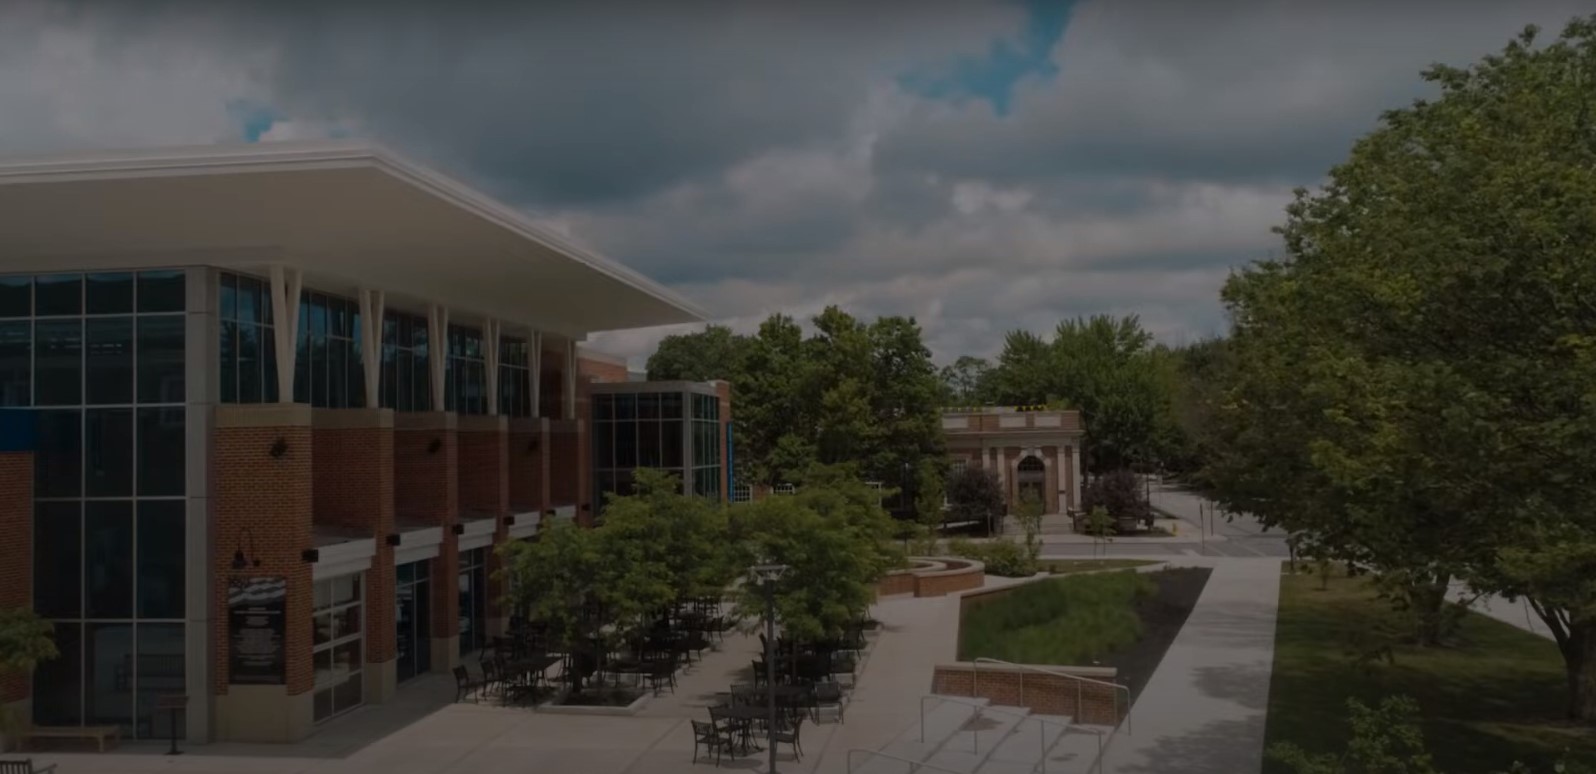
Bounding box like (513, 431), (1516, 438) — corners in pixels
(1016, 455), (1046, 509)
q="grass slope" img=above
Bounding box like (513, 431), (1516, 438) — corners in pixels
(959, 571), (1156, 665)
(1265, 567), (1596, 773)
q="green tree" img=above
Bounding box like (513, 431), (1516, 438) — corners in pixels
(499, 523), (615, 693)
(733, 469), (901, 642)
(1269, 696), (1440, 774)
(1209, 17), (1596, 716)
(0, 609), (56, 737)
(946, 467), (1005, 535)
(645, 324), (749, 382)
(939, 355), (992, 405)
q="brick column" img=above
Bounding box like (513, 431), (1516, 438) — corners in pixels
(212, 404), (316, 742)
(457, 415), (509, 637)
(548, 419), (581, 516)
(311, 408), (396, 703)
(508, 418), (550, 515)
(0, 450), (33, 715)
(394, 411), (459, 672)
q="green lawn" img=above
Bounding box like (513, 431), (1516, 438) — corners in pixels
(1265, 567), (1596, 773)
(959, 571), (1155, 664)
(1043, 559), (1159, 575)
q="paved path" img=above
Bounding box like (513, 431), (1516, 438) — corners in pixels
(1103, 557), (1282, 774)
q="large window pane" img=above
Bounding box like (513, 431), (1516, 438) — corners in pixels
(137, 407), (185, 496)
(85, 623), (134, 731)
(263, 327), (279, 403)
(614, 420), (637, 468)
(86, 317), (133, 405)
(85, 408), (133, 497)
(85, 501), (134, 618)
(219, 273), (237, 321)
(661, 391), (682, 419)
(661, 421), (684, 469)
(34, 501), (81, 618)
(238, 323), (260, 403)
(86, 273), (134, 315)
(137, 315), (185, 404)
(135, 623), (186, 739)
(137, 500), (186, 619)
(219, 321), (238, 403)
(0, 320), (29, 406)
(35, 409), (81, 497)
(137, 270), (185, 314)
(639, 421), (661, 467)
(0, 275), (30, 318)
(593, 421), (613, 470)
(32, 622), (81, 726)
(35, 274), (82, 316)
(35, 318), (82, 406)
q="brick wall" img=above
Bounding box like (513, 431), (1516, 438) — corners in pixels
(311, 412), (396, 665)
(457, 417), (509, 626)
(547, 419), (581, 509)
(931, 664), (1125, 725)
(0, 452), (32, 704)
(876, 571), (916, 597)
(577, 354), (629, 384)
(213, 409), (316, 697)
(914, 563), (985, 597)
(507, 419), (548, 513)
(395, 415), (459, 640)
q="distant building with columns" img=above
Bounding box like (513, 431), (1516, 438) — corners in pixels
(940, 407), (1084, 514)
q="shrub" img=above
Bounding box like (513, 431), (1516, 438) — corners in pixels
(947, 467), (1005, 534)
(946, 537), (1036, 577)
(1081, 469), (1151, 529)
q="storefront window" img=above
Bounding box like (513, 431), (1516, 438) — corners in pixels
(457, 549), (487, 656)
(395, 560), (432, 683)
(312, 574), (364, 723)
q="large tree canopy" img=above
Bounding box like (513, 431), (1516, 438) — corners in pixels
(1208, 17), (1596, 719)
(983, 314), (1183, 473)
(643, 308), (945, 491)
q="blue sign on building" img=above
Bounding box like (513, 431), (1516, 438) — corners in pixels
(0, 409), (35, 453)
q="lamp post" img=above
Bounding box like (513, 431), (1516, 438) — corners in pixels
(751, 563), (789, 774)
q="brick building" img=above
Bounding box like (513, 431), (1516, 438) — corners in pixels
(941, 407), (1085, 514)
(0, 142), (721, 743)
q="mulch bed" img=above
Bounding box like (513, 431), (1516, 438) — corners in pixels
(1098, 567), (1212, 704)
(555, 687), (646, 707)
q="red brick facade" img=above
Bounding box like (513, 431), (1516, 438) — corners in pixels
(0, 452), (32, 704)
(395, 414), (460, 640)
(312, 411), (397, 665)
(458, 416), (510, 627)
(213, 411), (316, 697)
(508, 419), (549, 513)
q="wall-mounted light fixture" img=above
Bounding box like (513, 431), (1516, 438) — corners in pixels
(544, 509), (556, 517)
(451, 523), (465, 535)
(385, 533), (402, 547)
(427, 438), (443, 454)
(269, 437), (290, 459)
(301, 548), (320, 563)
(501, 516), (515, 528)
(231, 527), (261, 571)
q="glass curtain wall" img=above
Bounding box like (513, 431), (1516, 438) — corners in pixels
(294, 290), (364, 408)
(591, 389), (728, 507)
(218, 272), (277, 404)
(444, 325), (486, 415)
(498, 336), (532, 418)
(380, 311), (431, 412)
(3, 270), (189, 738)
(691, 393), (722, 500)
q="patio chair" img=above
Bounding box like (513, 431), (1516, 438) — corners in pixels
(479, 658), (500, 699)
(772, 714), (805, 761)
(750, 660), (768, 690)
(691, 719), (733, 767)
(644, 660), (676, 696)
(452, 665), (481, 702)
(812, 681), (845, 723)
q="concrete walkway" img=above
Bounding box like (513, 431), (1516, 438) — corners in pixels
(1103, 557), (1282, 774)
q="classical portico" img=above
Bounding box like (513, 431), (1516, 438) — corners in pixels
(941, 407), (1085, 514)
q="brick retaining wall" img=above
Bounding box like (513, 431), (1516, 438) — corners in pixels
(931, 662), (1125, 725)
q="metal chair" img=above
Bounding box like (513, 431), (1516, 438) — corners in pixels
(691, 719), (733, 767)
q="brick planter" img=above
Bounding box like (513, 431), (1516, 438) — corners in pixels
(876, 557), (986, 598)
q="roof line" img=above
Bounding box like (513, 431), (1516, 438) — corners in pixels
(0, 140), (708, 325)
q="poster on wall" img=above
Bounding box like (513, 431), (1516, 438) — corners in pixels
(228, 576), (287, 685)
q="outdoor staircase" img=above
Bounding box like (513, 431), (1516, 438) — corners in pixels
(848, 695), (1116, 774)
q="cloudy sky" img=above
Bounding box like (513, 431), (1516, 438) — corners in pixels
(1, 0), (1587, 366)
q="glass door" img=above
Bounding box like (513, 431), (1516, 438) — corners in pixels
(312, 574), (363, 723)
(395, 560), (431, 683)
(457, 549), (487, 657)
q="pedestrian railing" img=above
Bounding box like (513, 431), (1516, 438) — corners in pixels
(918, 694), (1081, 773)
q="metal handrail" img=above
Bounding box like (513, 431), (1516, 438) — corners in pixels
(970, 657), (1134, 735)
(918, 694), (1077, 773)
(846, 748), (966, 774)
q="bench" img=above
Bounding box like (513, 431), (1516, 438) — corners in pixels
(0, 759), (59, 774)
(20, 725), (120, 753)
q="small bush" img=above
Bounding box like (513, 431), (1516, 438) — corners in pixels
(946, 537), (1036, 577)
(1081, 469), (1151, 528)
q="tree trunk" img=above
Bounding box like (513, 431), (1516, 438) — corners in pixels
(1408, 577), (1450, 647)
(1561, 620), (1596, 722)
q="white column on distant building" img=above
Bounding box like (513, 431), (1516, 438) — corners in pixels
(1041, 451), (1055, 513)
(1069, 443), (1083, 510)
(268, 264), (303, 404)
(484, 318), (501, 415)
(564, 339), (578, 420)
(1056, 445), (1071, 511)
(358, 288), (385, 408)
(428, 303), (449, 412)
(530, 331), (543, 417)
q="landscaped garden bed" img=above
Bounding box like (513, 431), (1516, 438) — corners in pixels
(958, 566), (1211, 701)
(1264, 566), (1596, 773)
